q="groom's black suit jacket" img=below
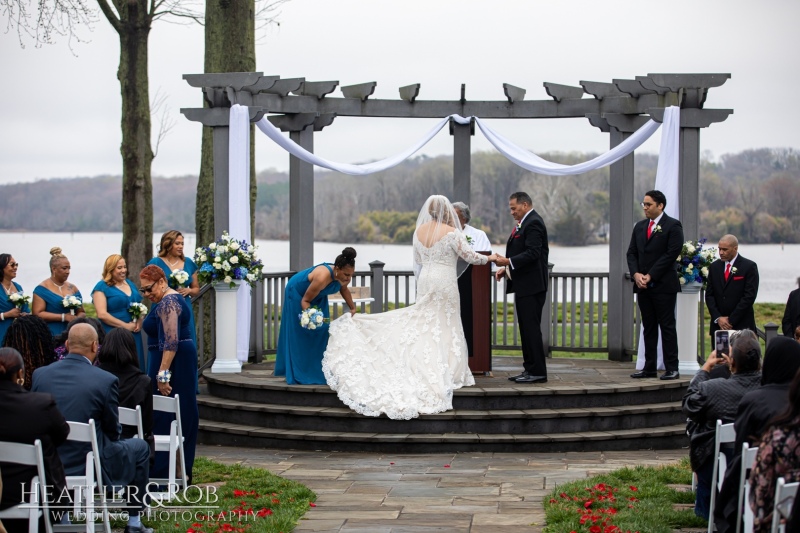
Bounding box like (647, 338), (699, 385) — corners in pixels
(705, 255), (759, 334)
(505, 209), (549, 297)
(626, 213), (683, 294)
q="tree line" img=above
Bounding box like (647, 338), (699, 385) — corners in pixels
(1, 147), (798, 245)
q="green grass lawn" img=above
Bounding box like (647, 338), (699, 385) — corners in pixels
(142, 457), (316, 533)
(544, 458), (705, 533)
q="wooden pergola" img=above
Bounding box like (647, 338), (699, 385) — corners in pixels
(182, 72), (732, 361)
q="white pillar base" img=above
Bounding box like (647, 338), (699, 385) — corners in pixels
(677, 283), (702, 375)
(211, 280), (243, 374)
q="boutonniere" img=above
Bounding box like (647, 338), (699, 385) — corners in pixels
(516, 222), (522, 232)
(652, 224), (662, 234)
(465, 235), (474, 245)
(731, 267), (737, 275)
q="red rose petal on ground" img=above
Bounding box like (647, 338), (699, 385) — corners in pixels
(444, 464), (450, 468)
(629, 486), (638, 491)
(590, 526), (602, 533)
(549, 498), (557, 503)
(390, 462), (395, 465)
(309, 502), (316, 507)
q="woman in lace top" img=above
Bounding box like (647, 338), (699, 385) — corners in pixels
(140, 265), (198, 483)
(323, 195), (500, 420)
(749, 366), (800, 533)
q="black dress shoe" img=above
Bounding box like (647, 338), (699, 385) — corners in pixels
(515, 375), (547, 384)
(630, 370), (657, 378)
(660, 371), (680, 380)
(508, 371), (529, 381)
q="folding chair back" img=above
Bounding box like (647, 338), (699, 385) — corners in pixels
(118, 406), (144, 439)
(59, 420), (110, 533)
(708, 420), (736, 533)
(771, 478), (799, 533)
(150, 394), (187, 501)
(0, 439), (52, 533)
(737, 442), (759, 533)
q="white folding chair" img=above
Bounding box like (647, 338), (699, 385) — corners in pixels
(149, 394), (187, 501)
(708, 420), (736, 533)
(737, 442), (759, 533)
(57, 420), (111, 533)
(0, 440), (52, 533)
(770, 477), (799, 533)
(118, 406), (144, 440)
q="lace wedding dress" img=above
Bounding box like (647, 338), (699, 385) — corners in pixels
(322, 230), (488, 420)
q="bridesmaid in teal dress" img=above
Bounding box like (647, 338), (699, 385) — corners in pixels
(92, 254), (146, 371)
(275, 247), (358, 385)
(147, 231), (199, 344)
(0, 254), (31, 345)
(32, 247), (85, 337)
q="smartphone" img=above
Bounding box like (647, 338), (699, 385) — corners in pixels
(715, 330), (730, 356)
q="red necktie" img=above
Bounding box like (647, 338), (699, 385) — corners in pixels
(724, 263), (731, 281)
(647, 220), (654, 239)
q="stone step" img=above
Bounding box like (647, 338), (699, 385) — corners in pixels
(197, 395), (686, 434)
(197, 419), (689, 453)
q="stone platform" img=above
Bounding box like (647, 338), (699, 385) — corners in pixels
(198, 356), (691, 452)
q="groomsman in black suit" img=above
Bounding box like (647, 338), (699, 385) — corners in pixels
(627, 190), (684, 380)
(705, 234), (759, 335)
(495, 192), (550, 384)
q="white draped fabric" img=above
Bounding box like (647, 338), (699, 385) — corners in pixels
(252, 105), (681, 178)
(228, 105), (252, 364)
(635, 106), (681, 371)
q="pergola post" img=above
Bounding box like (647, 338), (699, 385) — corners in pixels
(678, 127), (701, 241)
(450, 118), (474, 205)
(212, 126), (230, 237)
(289, 127), (315, 271)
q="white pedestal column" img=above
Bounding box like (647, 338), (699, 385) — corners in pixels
(211, 280), (243, 374)
(676, 283), (702, 375)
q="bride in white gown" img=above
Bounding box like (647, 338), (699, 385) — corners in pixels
(322, 195), (499, 420)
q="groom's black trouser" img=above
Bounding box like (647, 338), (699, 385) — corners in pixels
(516, 292), (547, 377)
(637, 290), (679, 372)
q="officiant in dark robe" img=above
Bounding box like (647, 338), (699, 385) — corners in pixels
(453, 202), (492, 357)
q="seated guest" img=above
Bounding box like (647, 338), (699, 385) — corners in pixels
(2, 315), (55, 389)
(53, 316), (105, 361)
(97, 328), (154, 462)
(714, 334), (795, 532)
(750, 365), (800, 533)
(32, 248), (85, 337)
(683, 334), (762, 520)
(32, 324), (152, 533)
(0, 348), (69, 533)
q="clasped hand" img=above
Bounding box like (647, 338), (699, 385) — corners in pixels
(633, 272), (651, 289)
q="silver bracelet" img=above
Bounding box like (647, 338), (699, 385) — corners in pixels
(0, 313), (4, 321)
(61, 313), (65, 323)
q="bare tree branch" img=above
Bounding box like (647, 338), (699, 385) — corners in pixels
(151, 87), (176, 158)
(2, 0), (98, 49)
(95, 0), (121, 33)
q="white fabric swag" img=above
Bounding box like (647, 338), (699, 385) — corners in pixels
(250, 105), (680, 178)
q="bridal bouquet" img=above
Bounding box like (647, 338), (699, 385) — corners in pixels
(62, 295), (82, 316)
(128, 302), (148, 322)
(676, 238), (717, 287)
(195, 231), (264, 289)
(299, 307), (328, 331)
(8, 292), (30, 309)
(169, 270), (189, 289)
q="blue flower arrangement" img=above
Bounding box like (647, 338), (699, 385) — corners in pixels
(194, 231), (264, 288)
(676, 238), (717, 287)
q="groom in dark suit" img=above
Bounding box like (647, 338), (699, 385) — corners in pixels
(627, 190), (684, 380)
(495, 192), (550, 384)
(705, 234), (759, 335)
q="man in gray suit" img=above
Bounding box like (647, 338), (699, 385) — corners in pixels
(32, 324), (152, 533)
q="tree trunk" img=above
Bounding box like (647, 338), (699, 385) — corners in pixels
(196, 0), (256, 247)
(117, 3), (153, 281)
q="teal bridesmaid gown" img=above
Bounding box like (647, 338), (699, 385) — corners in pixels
(33, 286), (83, 337)
(92, 279), (146, 371)
(147, 257), (198, 345)
(0, 281), (31, 345)
(274, 264), (341, 385)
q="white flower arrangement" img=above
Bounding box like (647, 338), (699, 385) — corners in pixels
(8, 292), (30, 309)
(169, 270), (189, 289)
(62, 295), (82, 316)
(676, 239), (716, 287)
(299, 307), (329, 331)
(195, 231), (264, 288)
(128, 302), (148, 321)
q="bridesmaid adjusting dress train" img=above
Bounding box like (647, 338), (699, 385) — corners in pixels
(274, 248), (357, 385)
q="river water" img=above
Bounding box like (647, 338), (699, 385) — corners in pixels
(1, 232), (796, 303)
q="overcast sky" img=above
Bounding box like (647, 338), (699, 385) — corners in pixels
(1, 0), (798, 184)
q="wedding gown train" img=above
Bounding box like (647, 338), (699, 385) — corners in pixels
(322, 231), (488, 420)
